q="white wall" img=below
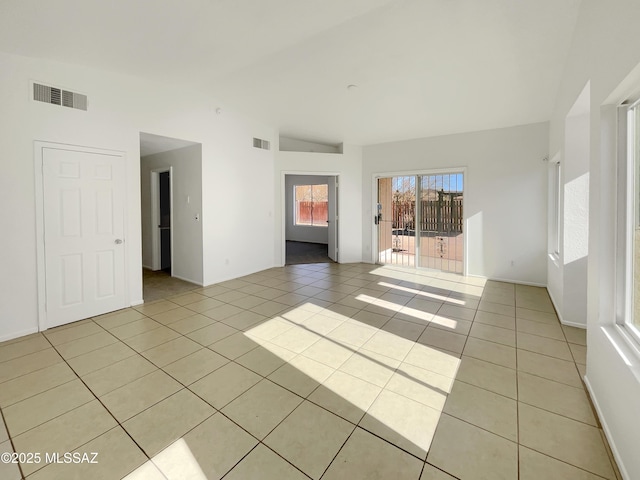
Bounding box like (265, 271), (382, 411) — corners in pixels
(548, 1), (640, 477)
(279, 137), (341, 154)
(285, 174), (329, 244)
(0, 51), (275, 341)
(274, 144), (363, 265)
(362, 123), (549, 285)
(141, 144), (203, 285)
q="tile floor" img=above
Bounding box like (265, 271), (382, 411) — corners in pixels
(0, 263), (622, 479)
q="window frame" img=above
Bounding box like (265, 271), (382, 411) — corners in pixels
(293, 184), (329, 228)
(616, 101), (640, 345)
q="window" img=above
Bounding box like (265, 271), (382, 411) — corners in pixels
(550, 160), (561, 257)
(294, 184), (328, 227)
(617, 101), (640, 342)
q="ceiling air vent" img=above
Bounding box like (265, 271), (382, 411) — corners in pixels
(253, 137), (270, 150)
(33, 83), (87, 111)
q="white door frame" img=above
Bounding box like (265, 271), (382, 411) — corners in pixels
(34, 141), (129, 332)
(371, 167), (467, 275)
(150, 167), (174, 272)
(280, 171), (340, 266)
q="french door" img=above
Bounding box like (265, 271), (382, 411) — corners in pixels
(377, 172), (464, 274)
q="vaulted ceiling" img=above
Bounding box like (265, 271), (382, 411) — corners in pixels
(0, 0), (582, 145)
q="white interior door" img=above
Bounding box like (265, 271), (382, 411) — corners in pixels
(328, 176), (338, 262)
(43, 147), (126, 328)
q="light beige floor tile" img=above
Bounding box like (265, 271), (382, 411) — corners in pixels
(168, 292), (208, 306)
(386, 362), (453, 410)
(209, 332), (259, 359)
(308, 370), (382, 424)
(0, 440), (20, 480)
(457, 355), (517, 399)
(109, 318), (162, 339)
(221, 310), (268, 330)
(212, 290), (248, 303)
(151, 306), (198, 325)
(100, 370), (182, 422)
(202, 303), (244, 321)
(517, 350), (582, 388)
(123, 389), (214, 457)
(463, 337), (516, 368)
(481, 292), (515, 307)
(517, 318), (565, 340)
(235, 343), (296, 376)
(223, 379), (303, 439)
(66, 341), (136, 376)
(224, 444), (308, 480)
(420, 463), (457, 480)
(519, 403), (615, 479)
(437, 303), (476, 321)
(123, 462), (166, 480)
(429, 314), (472, 335)
(417, 327), (467, 354)
(478, 300), (516, 317)
(13, 400), (117, 476)
(470, 322), (516, 347)
(4, 379), (94, 436)
(245, 316), (297, 340)
(0, 362), (76, 407)
(405, 298), (442, 314)
(517, 331), (573, 361)
(563, 325), (587, 346)
(326, 321), (376, 348)
(124, 326), (181, 352)
(268, 355), (335, 397)
(301, 314), (344, 335)
(163, 348), (228, 385)
(228, 295), (268, 310)
(516, 296), (555, 313)
(186, 322), (238, 346)
(265, 401), (354, 479)
(361, 330), (417, 360)
(153, 412), (258, 480)
(44, 321), (103, 346)
(427, 413), (518, 480)
(577, 362), (587, 378)
(250, 301), (289, 317)
(55, 331), (119, 359)
(474, 310), (516, 330)
(403, 342), (461, 378)
(0, 335), (50, 363)
(323, 427), (423, 480)
(0, 348), (63, 383)
(182, 297), (225, 314)
(570, 343), (587, 365)
(27, 427), (147, 480)
(270, 326), (322, 353)
(0, 419), (7, 443)
(83, 354), (157, 396)
(339, 350), (400, 387)
(168, 313), (216, 334)
(519, 446), (605, 480)
(134, 299), (180, 316)
(518, 372), (596, 426)
(189, 361), (261, 408)
(301, 338), (354, 369)
(93, 309), (146, 329)
(360, 389), (441, 459)
(199, 285), (231, 297)
(443, 380), (517, 441)
(141, 336), (201, 367)
(516, 307), (559, 324)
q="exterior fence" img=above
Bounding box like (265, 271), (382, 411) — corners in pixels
(393, 197), (463, 234)
(296, 201), (328, 226)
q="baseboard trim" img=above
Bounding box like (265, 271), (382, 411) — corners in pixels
(130, 299), (144, 306)
(172, 273), (203, 287)
(546, 287), (568, 325)
(486, 276), (546, 288)
(583, 375), (630, 480)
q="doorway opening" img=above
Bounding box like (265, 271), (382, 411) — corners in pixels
(376, 172), (464, 274)
(140, 132), (203, 301)
(284, 174), (338, 265)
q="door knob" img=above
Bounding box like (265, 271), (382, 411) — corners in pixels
(115, 239), (123, 245)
